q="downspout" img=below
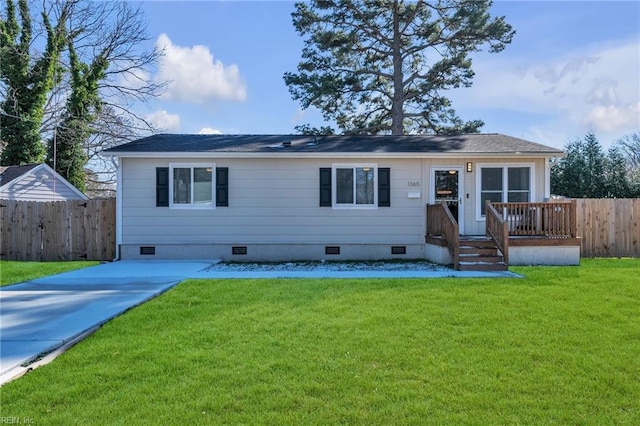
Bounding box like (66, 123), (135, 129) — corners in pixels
(112, 157), (122, 261)
(544, 157), (551, 200)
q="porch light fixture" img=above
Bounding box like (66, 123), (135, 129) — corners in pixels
(466, 162), (473, 173)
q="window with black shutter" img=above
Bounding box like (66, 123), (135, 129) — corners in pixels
(378, 168), (390, 207)
(156, 167), (169, 207)
(320, 165), (390, 208)
(319, 168), (332, 207)
(156, 164), (228, 208)
(216, 167), (229, 207)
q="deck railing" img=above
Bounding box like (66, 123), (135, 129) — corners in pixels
(491, 200), (577, 238)
(426, 202), (459, 268)
(485, 201), (509, 265)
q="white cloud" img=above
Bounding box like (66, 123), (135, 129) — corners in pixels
(582, 103), (640, 133)
(155, 33), (247, 104)
(146, 110), (180, 132)
(585, 77), (619, 105)
(451, 38), (640, 147)
(198, 127), (222, 135)
(532, 56), (600, 86)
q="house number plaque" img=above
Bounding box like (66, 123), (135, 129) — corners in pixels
(407, 181), (420, 187)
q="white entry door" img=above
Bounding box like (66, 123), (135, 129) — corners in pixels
(431, 167), (464, 235)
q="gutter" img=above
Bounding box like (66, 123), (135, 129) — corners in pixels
(111, 157), (122, 261)
(101, 151), (565, 159)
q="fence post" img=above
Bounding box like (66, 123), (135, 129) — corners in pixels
(570, 199), (577, 238)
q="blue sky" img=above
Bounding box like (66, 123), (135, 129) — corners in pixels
(134, 1), (640, 150)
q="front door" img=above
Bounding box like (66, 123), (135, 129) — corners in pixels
(431, 167), (464, 234)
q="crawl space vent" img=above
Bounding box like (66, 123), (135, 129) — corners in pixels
(325, 246), (340, 255)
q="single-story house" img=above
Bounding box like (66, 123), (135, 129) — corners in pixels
(103, 134), (581, 269)
(0, 163), (88, 201)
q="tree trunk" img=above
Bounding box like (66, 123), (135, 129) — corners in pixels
(391, 0), (404, 135)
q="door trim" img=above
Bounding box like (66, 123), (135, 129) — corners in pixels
(429, 166), (465, 235)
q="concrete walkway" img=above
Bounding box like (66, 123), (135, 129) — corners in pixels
(0, 260), (519, 384)
(0, 261), (211, 384)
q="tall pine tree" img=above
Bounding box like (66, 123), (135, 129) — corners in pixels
(604, 146), (630, 198)
(284, 0), (514, 135)
(552, 132), (633, 198)
(581, 132), (606, 198)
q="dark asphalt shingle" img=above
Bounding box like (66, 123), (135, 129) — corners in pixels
(103, 133), (564, 155)
(0, 164), (39, 187)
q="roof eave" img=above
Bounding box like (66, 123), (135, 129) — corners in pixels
(104, 151), (564, 159)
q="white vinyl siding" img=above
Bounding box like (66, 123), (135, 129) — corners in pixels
(120, 158), (422, 246)
(118, 156), (549, 250)
(0, 167), (87, 201)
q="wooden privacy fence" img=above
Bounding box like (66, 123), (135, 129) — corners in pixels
(575, 198), (639, 258)
(0, 199), (116, 261)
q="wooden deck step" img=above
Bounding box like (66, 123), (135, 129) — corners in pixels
(459, 238), (495, 247)
(459, 254), (502, 263)
(458, 261), (508, 272)
(457, 237), (507, 271)
(459, 247), (498, 256)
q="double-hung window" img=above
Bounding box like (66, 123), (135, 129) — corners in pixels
(478, 165), (532, 216)
(333, 164), (377, 208)
(170, 163), (215, 208)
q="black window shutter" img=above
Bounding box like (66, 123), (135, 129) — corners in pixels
(216, 167), (229, 207)
(378, 168), (391, 207)
(319, 168), (332, 207)
(156, 167), (169, 207)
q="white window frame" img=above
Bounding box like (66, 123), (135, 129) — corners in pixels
(475, 163), (535, 220)
(332, 163), (378, 209)
(169, 163), (216, 209)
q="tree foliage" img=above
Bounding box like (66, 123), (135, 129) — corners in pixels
(294, 123), (336, 135)
(551, 132), (637, 198)
(284, 0), (514, 135)
(47, 40), (108, 192)
(0, 0), (69, 165)
(615, 132), (640, 169)
(613, 131), (640, 197)
(1, 0), (163, 194)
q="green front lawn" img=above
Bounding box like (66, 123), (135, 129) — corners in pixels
(0, 260), (99, 286)
(1, 259), (638, 424)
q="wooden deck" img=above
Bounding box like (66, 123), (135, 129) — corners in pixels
(426, 201), (579, 271)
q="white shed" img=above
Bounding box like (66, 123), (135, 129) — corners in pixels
(0, 164), (88, 201)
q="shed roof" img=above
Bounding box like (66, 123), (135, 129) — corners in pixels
(0, 164), (39, 188)
(0, 163), (89, 201)
(103, 133), (563, 156)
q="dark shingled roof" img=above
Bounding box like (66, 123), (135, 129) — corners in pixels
(0, 164), (39, 187)
(103, 133), (563, 155)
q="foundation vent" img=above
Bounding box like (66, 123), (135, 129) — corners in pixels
(325, 246), (340, 255)
(232, 246), (248, 255)
(391, 246), (407, 255)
